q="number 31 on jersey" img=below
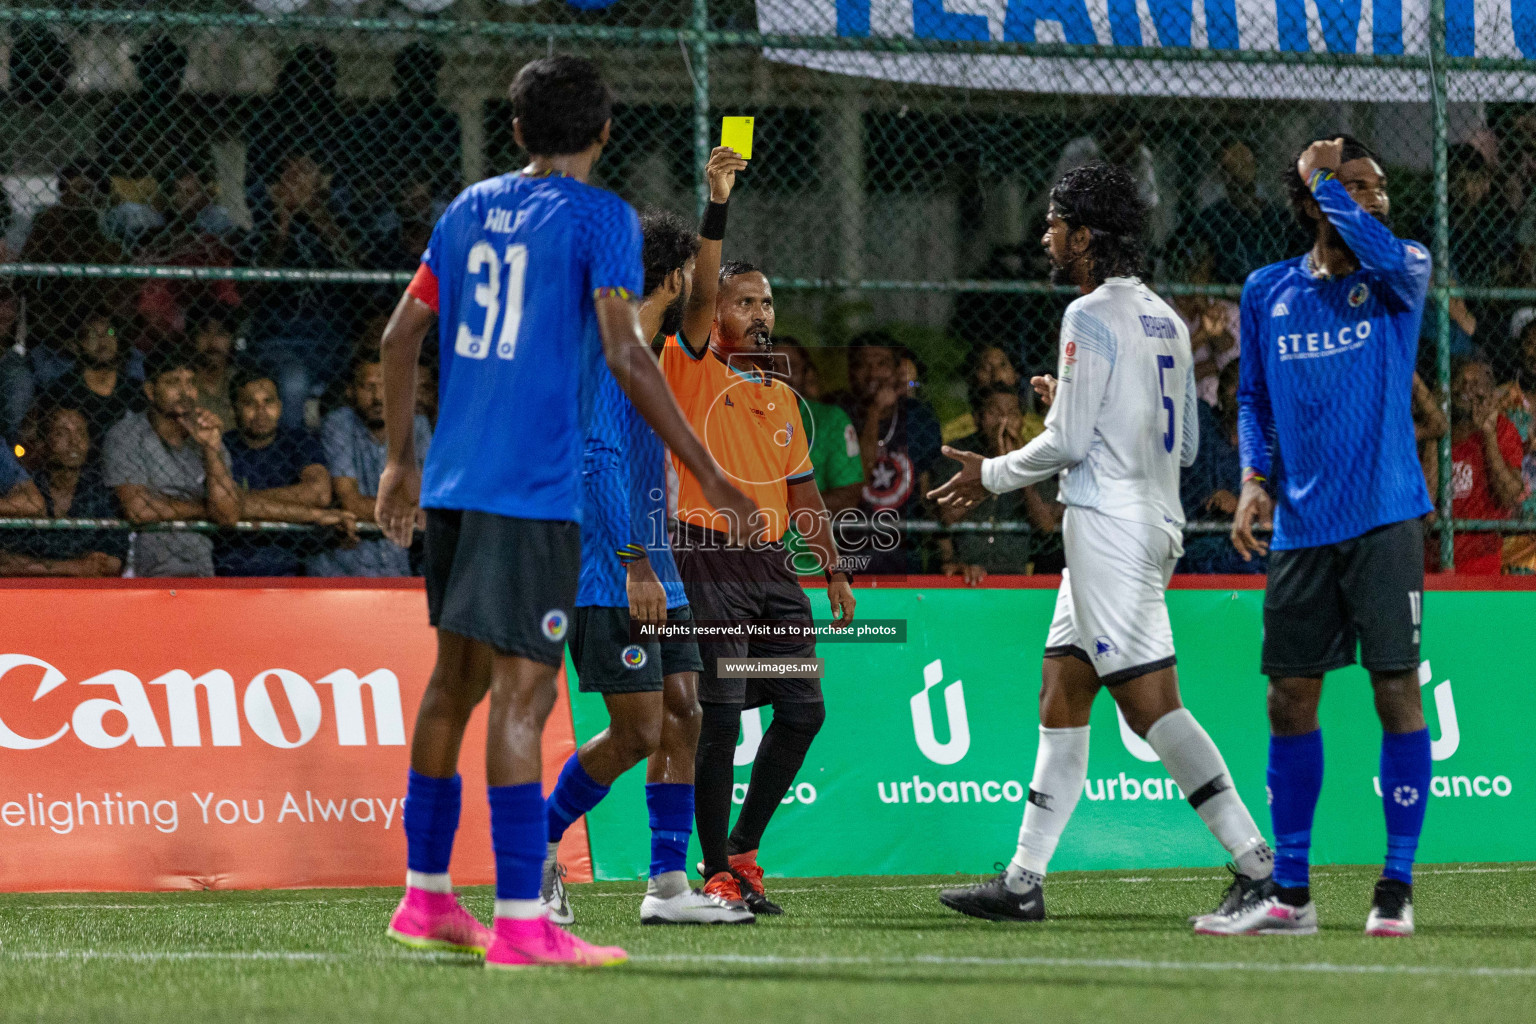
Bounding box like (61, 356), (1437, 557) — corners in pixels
(455, 241), (529, 361)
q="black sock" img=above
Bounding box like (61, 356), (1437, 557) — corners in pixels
(1276, 884), (1311, 907)
(727, 701), (825, 857)
(694, 701), (742, 879)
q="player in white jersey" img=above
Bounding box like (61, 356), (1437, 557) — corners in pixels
(929, 164), (1275, 929)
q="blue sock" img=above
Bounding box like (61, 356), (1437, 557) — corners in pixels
(545, 755), (611, 845)
(488, 782), (546, 901)
(1268, 730), (1324, 890)
(1379, 729), (1431, 884)
(646, 783), (694, 879)
(402, 769), (461, 874)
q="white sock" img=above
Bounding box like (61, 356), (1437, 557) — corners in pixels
(1145, 708), (1273, 879)
(494, 898), (545, 920)
(1007, 725), (1090, 892)
(405, 870), (452, 894)
(648, 870), (689, 899)
(545, 840), (560, 866)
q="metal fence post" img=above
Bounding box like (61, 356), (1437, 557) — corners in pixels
(691, 0), (711, 216)
(1430, 0), (1454, 571)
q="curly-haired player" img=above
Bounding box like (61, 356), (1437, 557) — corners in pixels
(929, 163), (1274, 927)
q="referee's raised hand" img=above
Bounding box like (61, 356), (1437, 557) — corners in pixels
(706, 146), (748, 203)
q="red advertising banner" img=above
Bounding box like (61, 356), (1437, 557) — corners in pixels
(0, 581), (590, 891)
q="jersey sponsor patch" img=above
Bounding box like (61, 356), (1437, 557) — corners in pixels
(621, 644), (647, 670)
(1276, 320), (1372, 361)
(1092, 635), (1119, 658)
(1058, 362), (1073, 383)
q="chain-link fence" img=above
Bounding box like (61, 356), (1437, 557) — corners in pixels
(0, 1), (1529, 578)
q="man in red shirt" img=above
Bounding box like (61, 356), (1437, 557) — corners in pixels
(1440, 358), (1526, 573)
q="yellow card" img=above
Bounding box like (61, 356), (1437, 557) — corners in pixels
(721, 116), (754, 160)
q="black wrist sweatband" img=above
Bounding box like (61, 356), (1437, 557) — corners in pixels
(700, 201), (729, 241)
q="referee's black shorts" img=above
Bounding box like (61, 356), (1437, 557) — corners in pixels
(1262, 517), (1424, 678)
(671, 519), (820, 708)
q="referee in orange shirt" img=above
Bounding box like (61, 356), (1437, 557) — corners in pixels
(659, 159), (855, 915)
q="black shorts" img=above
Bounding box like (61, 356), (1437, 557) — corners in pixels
(570, 604), (704, 693)
(672, 521), (820, 708)
(1262, 517), (1425, 678)
(424, 509), (579, 666)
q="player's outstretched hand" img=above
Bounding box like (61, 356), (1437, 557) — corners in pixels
(1031, 374), (1058, 407)
(1296, 137), (1345, 186)
(927, 445), (990, 512)
(706, 146), (748, 204)
(626, 557), (667, 623)
(376, 459), (421, 549)
(827, 577), (856, 629)
(700, 472), (763, 545)
(1230, 480), (1273, 561)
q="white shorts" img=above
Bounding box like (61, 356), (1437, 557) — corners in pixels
(1044, 506), (1180, 685)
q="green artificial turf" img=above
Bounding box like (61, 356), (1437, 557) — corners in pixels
(2, 864), (1533, 1023)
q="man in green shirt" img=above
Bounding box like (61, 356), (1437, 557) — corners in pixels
(777, 337), (863, 574)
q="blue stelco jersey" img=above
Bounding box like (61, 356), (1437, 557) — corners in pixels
(577, 367), (687, 610)
(1237, 175), (1434, 550)
(419, 172), (642, 521)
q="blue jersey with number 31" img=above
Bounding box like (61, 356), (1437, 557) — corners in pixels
(418, 172), (643, 522)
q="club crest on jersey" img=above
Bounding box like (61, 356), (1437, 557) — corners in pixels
(1092, 635), (1119, 658)
(621, 645), (647, 670)
(540, 609), (568, 642)
(1349, 282), (1370, 307)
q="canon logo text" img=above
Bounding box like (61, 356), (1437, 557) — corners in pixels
(0, 653), (406, 751)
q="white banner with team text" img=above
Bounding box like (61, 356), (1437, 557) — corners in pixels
(756, 0), (1536, 100)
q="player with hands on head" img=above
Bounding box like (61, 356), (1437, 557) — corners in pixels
(1204, 136), (1434, 938)
(930, 163), (1275, 930)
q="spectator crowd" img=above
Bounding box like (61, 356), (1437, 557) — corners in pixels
(1, 37), (1532, 577)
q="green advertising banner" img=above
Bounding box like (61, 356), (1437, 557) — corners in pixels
(567, 587), (1535, 880)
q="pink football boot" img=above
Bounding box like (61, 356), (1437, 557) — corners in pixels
(387, 888), (495, 955)
(484, 916), (628, 969)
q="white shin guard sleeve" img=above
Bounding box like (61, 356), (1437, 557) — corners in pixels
(1145, 708), (1265, 862)
(1012, 725), (1091, 877)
